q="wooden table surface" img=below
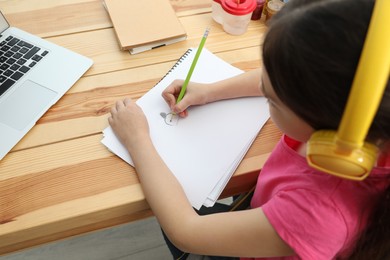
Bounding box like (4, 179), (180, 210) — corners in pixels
(0, 0), (281, 255)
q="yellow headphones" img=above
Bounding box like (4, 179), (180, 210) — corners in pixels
(306, 0), (390, 181)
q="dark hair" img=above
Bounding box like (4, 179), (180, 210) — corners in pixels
(348, 185), (390, 259)
(262, 0), (390, 259)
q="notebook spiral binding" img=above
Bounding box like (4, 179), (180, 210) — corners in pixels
(153, 48), (193, 87)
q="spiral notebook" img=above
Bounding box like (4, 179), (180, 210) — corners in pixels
(101, 48), (270, 209)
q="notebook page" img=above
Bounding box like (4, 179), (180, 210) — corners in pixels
(102, 48), (269, 209)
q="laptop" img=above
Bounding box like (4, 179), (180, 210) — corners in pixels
(0, 11), (93, 160)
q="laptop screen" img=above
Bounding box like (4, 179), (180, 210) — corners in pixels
(0, 11), (10, 34)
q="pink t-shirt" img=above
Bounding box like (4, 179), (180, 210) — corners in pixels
(242, 135), (390, 260)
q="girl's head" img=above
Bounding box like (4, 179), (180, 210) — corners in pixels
(262, 0), (389, 145)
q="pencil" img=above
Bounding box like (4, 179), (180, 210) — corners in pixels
(176, 28), (210, 104)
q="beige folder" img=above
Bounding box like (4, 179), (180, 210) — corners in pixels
(103, 0), (187, 54)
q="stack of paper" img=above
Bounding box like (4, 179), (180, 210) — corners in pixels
(102, 48), (269, 209)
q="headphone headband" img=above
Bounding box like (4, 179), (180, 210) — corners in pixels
(307, 0), (390, 180)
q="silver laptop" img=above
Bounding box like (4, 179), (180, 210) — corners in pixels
(0, 11), (93, 160)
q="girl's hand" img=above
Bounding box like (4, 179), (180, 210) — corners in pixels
(162, 79), (210, 118)
(108, 98), (150, 151)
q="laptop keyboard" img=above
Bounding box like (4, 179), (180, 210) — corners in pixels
(0, 35), (49, 96)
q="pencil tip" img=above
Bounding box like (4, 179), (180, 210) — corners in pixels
(204, 27), (210, 37)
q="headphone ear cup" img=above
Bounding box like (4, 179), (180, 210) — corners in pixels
(307, 130), (379, 180)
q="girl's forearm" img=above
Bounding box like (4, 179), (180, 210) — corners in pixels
(127, 138), (197, 240)
(207, 69), (263, 103)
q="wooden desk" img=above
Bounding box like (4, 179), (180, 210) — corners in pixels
(0, 0), (281, 255)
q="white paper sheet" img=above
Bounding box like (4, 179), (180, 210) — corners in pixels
(102, 48), (269, 209)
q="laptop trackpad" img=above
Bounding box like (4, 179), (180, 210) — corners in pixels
(0, 80), (57, 130)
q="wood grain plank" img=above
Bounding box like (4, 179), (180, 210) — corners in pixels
(0, 186), (152, 255)
(1, 135), (110, 179)
(2, 1), (109, 37)
(0, 157), (138, 223)
(1, 0), (212, 37)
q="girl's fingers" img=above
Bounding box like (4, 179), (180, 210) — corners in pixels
(123, 97), (133, 107)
